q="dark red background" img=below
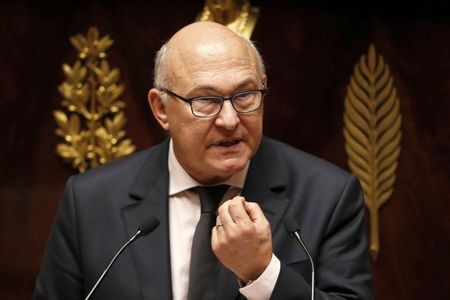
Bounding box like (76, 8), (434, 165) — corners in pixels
(1, 1), (449, 299)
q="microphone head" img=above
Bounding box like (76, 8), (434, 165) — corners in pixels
(283, 217), (301, 235)
(138, 216), (160, 236)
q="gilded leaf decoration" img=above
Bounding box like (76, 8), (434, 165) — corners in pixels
(54, 27), (135, 173)
(343, 44), (402, 260)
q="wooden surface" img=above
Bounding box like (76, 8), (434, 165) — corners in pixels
(0, 1), (449, 299)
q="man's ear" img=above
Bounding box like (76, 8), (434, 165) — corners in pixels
(261, 74), (267, 87)
(148, 88), (170, 131)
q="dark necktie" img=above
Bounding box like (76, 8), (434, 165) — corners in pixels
(187, 185), (229, 300)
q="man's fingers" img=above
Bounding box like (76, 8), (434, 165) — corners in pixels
(227, 197), (252, 224)
(218, 196), (248, 226)
(216, 215), (222, 226)
(218, 197), (264, 227)
(243, 201), (265, 222)
(211, 226), (219, 245)
(217, 200), (235, 228)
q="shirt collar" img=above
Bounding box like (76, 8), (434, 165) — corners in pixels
(168, 139), (249, 196)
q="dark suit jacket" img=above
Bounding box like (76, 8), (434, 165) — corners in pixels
(34, 137), (372, 299)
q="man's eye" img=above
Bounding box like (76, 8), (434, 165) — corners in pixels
(195, 97), (222, 103)
(234, 92), (252, 100)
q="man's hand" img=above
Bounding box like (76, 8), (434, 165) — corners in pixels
(211, 196), (273, 283)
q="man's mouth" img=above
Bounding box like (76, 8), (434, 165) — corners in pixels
(214, 139), (241, 147)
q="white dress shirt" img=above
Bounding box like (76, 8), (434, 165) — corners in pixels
(167, 139), (280, 300)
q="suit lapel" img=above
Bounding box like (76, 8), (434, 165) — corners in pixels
(217, 137), (291, 299)
(121, 138), (173, 300)
(243, 137), (290, 242)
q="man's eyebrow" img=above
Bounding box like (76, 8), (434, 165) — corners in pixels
(187, 79), (259, 96)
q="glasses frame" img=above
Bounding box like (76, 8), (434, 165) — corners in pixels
(160, 87), (268, 118)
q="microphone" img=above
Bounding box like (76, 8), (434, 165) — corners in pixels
(84, 216), (160, 300)
(283, 217), (315, 300)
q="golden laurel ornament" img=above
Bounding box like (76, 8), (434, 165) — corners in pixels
(343, 44), (402, 261)
(54, 27), (135, 173)
(197, 0), (259, 38)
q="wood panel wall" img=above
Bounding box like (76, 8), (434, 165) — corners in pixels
(1, 1), (449, 299)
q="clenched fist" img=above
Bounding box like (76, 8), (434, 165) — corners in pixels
(211, 196), (273, 283)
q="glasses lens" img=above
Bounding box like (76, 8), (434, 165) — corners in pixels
(232, 91), (262, 112)
(191, 97), (222, 117)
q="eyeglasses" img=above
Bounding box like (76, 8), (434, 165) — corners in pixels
(160, 87), (268, 118)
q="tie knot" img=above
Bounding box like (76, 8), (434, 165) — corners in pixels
(196, 185), (229, 213)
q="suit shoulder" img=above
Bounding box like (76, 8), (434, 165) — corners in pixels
(261, 137), (351, 182)
(70, 140), (167, 189)
(74, 148), (149, 182)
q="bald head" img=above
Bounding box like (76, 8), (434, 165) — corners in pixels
(153, 22), (265, 90)
(170, 21), (241, 48)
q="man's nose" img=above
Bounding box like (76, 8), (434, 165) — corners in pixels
(215, 100), (240, 130)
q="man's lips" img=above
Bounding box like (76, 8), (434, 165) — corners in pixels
(211, 139), (242, 147)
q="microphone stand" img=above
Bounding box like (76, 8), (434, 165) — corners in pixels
(291, 230), (315, 300)
(84, 230), (142, 300)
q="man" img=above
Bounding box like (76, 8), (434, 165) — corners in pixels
(35, 22), (372, 299)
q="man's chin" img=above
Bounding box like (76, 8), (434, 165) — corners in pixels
(214, 160), (247, 176)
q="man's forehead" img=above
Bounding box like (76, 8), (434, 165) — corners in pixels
(186, 77), (261, 94)
(179, 46), (253, 68)
(168, 53), (259, 92)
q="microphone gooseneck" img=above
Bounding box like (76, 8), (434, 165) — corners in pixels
(84, 216), (160, 300)
(283, 217), (315, 300)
